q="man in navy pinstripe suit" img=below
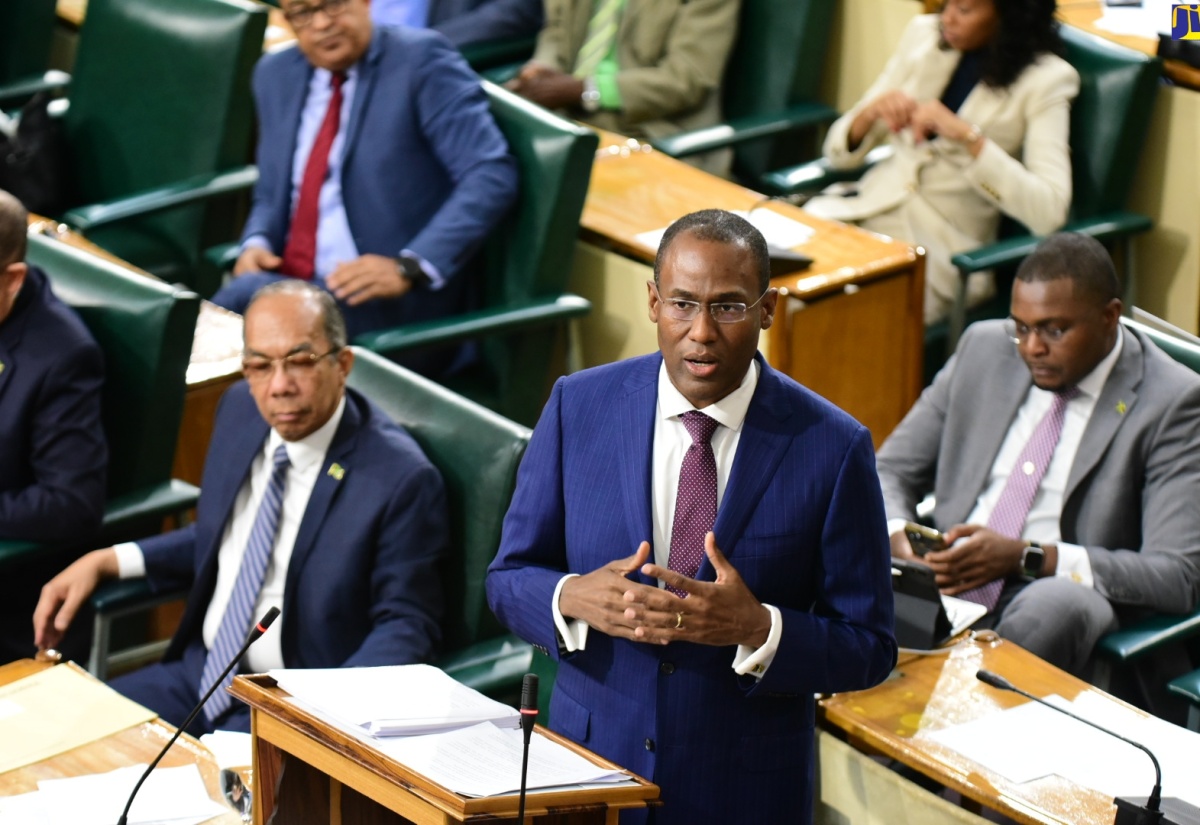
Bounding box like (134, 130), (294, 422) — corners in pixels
(487, 210), (897, 824)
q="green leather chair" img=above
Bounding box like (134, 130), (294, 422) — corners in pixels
(5, 233), (202, 675)
(1089, 317), (1200, 704)
(649, 0), (838, 184)
(0, 0), (67, 104)
(762, 24), (1162, 368)
(355, 81), (596, 428)
(1166, 670), (1200, 731)
(45, 0), (266, 297)
(346, 348), (533, 700)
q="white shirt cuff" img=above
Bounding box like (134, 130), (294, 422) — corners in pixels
(113, 542), (146, 579)
(1053, 541), (1094, 589)
(733, 603), (782, 679)
(552, 573), (589, 652)
(887, 517), (909, 538)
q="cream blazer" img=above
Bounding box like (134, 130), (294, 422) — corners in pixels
(809, 15), (1079, 263)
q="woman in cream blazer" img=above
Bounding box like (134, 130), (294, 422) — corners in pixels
(807, 5), (1079, 324)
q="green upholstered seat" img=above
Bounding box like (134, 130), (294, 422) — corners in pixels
(47, 0), (266, 297)
(355, 82), (596, 428)
(0, 0), (66, 104)
(345, 348), (533, 699)
(1166, 669), (1200, 731)
(11, 233), (201, 676)
(650, 0), (837, 184)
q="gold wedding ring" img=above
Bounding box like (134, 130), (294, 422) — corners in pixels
(675, 612), (685, 630)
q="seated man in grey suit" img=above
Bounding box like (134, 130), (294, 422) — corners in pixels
(877, 233), (1200, 682)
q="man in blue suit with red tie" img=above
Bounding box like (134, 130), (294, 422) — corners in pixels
(486, 210), (897, 824)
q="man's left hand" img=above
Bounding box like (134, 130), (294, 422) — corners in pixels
(925, 524), (1024, 595)
(625, 533), (772, 648)
(326, 254), (412, 306)
(510, 67), (586, 111)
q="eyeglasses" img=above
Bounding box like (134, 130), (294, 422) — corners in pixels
(282, 0), (350, 29)
(653, 285), (775, 324)
(1005, 318), (1072, 345)
(242, 349), (338, 382)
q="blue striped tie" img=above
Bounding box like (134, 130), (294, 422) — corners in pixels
(199, 444), (290, 722)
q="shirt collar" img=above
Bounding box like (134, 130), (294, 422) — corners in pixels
(266, 394), (346, 472)
(657, 359), (760, 432)
(1074, 325), (1124, 401)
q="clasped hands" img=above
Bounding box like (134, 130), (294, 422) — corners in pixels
(891, 524), (1025, 596)
(853, 90), (976, 147)
(504, 62), (586, 111)
(560, 533), (772, 649)
(233, 248), (412, 305)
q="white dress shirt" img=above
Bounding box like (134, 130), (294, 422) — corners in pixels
(889, 327), (1124, 587)
(115, 396), (346, 671)
(553, 360), (783, 678)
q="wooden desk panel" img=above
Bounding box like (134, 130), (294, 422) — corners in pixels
(820, 636), (1127, 825)
(579, 133), (924, 445)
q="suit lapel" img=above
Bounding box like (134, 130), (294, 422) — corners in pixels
(1065, 332), (1142, 502)
(204, 409), (270, 570)
(0, 339), (13, 403)
(278, 54), (312, 201)
(617, 359), (657, 584)
(340, 32), (383, 171)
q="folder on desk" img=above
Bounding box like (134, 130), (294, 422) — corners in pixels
(891, 559), (987, 649)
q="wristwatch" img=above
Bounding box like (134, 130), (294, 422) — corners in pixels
(580, 77), (601, 113)
(394, 253), (431, 289)
(1020, 541), (1045, 578)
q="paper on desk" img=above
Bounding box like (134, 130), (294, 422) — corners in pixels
(1094, 0), (1175, 38)
(926, 692), (1200, 807)
(0, 764), (228, 825)
(199, 729), (253, 769)
(0, 665), (156, 774)
(371, 721), (630, 798)
(634, 209), (815, 253)
(268, 664), (520, 736)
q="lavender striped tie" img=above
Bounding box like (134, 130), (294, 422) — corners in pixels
(959, 388), (1079, 609)
(667, 411), (719, 597)
(198, 444), (290, 722)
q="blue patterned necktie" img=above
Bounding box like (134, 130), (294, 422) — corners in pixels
(199, 444), (290, 722)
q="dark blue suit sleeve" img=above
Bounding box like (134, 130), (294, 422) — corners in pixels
(139, 523), (201, 595)
(433, 0), (543, 47)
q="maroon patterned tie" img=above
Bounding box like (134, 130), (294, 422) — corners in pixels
(667, 411), (719, 597)
(280, 71), (346, 281)
(959, 387), (1079, 609)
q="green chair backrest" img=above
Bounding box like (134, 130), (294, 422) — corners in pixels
(25, 233), (199, 501)
(346, 348), (531, 657)
(463, 83), (596, 425)
(1060, 25), (1161, 220)
(1121, 317), (1200, 373)
(721, 0), (836, 180)
(64, 0), (266, 280)
(0, 0), (57, 87)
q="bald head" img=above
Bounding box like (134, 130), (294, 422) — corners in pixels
(0, 190), (28, 268)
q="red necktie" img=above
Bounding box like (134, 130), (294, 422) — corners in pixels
(280, 71), (346, 281)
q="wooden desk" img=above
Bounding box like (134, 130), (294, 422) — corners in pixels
(820, 636), (1131, 825)
(231, 674), (660, 824)
(56, 0), (297, 51)
(578, 132), (925, 445)
(0, 660), (239, 824)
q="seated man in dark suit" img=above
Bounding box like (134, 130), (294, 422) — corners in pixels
(371, 0), (543, 48)
(212, 0), (518, 371)
(0, 189), (106, 664)
(877, 233), (1200, 684)
(34, 280), (448, 734)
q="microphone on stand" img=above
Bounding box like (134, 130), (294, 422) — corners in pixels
(516, 672), (538, 824)
(117, 607), (281, 825)
(974, 669), (1194, 825)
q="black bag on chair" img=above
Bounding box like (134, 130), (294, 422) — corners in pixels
(0, 91), (67, 215)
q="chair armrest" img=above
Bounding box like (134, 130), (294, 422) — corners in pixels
(759, 145), (893, 195)
(354, 294), (591, 356)
(950, 211), (1155, 275)
(651, 102), (838, 159)
(90, 577), (186, 616)
(205, 242), (242, 273)
(1095, 605), (1200, 664)
(436, 634), (532, 697)
(461, 35), (536, 71)
(0, 539), (41, 566)
(62, 166), (259, 231)
(0, 70), (71, 106)
(100, 480), (201, 534)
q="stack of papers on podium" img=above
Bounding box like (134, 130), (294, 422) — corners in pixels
(269, 664), (520, 736)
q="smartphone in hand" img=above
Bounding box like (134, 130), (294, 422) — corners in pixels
(904, 522), (946, 557)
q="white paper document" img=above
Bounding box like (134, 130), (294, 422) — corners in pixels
(634, 208), (815, 253)
(268, 664), (520, 736)
(371, 721), (631, 798)
(925, 692), (1200, 807)
(1094, 0), (1176, 39)
(0, 764), (228, 825)
(199, 729), (253, 769)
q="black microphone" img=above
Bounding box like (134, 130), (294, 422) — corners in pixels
(117, 607), (281, 825)
(975, 669), (1168, 825)
(516, 672), (539, 824)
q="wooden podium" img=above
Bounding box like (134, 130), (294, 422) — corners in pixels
(230, 674), (659, 824)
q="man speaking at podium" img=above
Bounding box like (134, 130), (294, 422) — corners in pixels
(487, 210), (896, 824)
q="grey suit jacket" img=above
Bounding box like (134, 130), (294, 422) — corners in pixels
(876, 320), (1200, 616)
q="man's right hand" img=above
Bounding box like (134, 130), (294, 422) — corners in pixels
(849, 89), (917, 150)
(233, 246), (282, 277)
(33, 548), (119, 652)
(559, 542), (663, 640)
